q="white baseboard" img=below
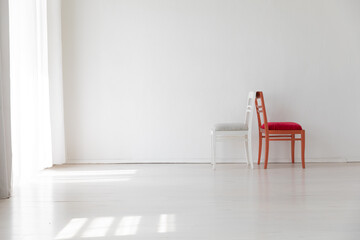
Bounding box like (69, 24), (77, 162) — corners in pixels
(347, 158), (360, 162)
(65, 157), (357, 164)
(66, 158), (219, 164)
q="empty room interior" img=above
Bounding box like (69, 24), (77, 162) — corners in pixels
(1, 0), (360, 239)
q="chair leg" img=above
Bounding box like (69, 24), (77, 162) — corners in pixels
(248, 133), (253, 169)
(258, 133), (262, 165)
(211, 131), (216, 170)
(291, 134), (295, 163)
(264, 135), (269, 169)
(301, 130), (305, 169)
(244, 137), (250, 167)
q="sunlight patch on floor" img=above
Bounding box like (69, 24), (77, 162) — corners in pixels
(81, 217), (114, 238)
(115, 216), (142, 236)
(158, 214), (176, 233)
(55, 218), (88, 239)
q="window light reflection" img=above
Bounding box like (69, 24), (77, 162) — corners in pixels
(115, 216), (142, 236)
(81, 217), (114, 238)
(158, 214), (176, 233)
(55, 218), (87, 239)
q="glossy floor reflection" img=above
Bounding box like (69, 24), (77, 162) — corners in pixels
(1, 163), (360, 239)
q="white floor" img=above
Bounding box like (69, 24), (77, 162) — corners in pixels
(0, 163), (360, 240)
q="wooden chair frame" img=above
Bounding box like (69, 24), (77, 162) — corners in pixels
(255, 91), (305, 169)
(211, 92), (256, 169)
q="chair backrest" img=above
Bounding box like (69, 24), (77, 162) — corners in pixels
(255, 91), (269, 131)
(245, 91), (256, 132)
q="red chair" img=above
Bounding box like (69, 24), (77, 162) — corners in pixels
(255, 91), (305, 169)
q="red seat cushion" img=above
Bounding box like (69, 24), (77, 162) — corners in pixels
(261, 122), (302, 130)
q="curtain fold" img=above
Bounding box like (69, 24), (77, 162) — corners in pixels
(48, 0), (66, 165)
(0, 0), (13, 199)
(0, 0), (64, 192)
(10, 0), (54, 181)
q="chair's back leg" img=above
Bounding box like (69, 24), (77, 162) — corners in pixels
(244, 139), (250, 166)
(258, 133), (262, 165)
(291, 134), (295, 163)
(264, 134), (269, 169)
(248, 133), (254, 169)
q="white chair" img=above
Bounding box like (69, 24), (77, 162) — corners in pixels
(211, 91), (256, 169)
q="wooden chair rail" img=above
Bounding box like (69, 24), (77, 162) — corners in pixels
(255, 91), (305, 169)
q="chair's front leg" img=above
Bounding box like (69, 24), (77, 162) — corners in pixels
(211, 131), (216, 170)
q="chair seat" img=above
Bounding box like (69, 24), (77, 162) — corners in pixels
(214, 123), (248, 131)
(261, 122), (302, 130)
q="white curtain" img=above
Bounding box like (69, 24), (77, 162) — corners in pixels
(0, 0), (12, 199)
(10, 0), (62, 181)
(48, 0), (66, 165)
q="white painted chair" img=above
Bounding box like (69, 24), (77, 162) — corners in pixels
(211, 91), (256, 169)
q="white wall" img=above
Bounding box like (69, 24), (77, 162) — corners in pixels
(62, 0), (360, 163)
